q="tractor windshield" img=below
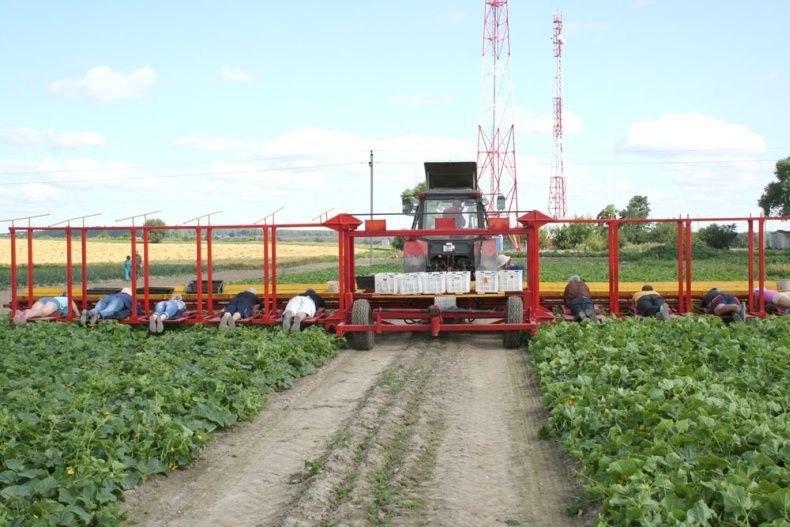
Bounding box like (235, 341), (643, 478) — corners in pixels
(420, 198), (481, 230)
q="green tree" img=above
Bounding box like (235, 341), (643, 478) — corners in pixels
(619, 195), (651, 244)
(401, 181), (427, 203)
(698, 223), (738, 250)
(597, 204), (618, 220)
(758, 157), (790, 216)
(144, 218), (168, 244)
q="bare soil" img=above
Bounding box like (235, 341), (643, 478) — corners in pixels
(123, 333), (587, 527)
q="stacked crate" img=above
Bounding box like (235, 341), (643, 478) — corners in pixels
(474, 271), (499, 293)
(446, 271), (471, 294)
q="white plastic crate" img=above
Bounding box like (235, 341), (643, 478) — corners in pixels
(374, 272), (399, 294)
(446, 271), (471, 294)
(419, 272), (446, 294)
(498, 269), (524, 292)
(474, 270), (499, 293)
(395, 273), (422, 295)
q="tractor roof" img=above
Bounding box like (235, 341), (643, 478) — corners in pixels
(424, 161), (477, 190)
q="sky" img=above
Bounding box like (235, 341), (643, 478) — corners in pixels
(0, 0), (788, 231)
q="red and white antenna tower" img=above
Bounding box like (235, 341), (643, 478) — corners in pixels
(477, 0), (518, 218)
(548, 8), (567, 218)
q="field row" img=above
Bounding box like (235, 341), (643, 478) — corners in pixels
(531, 316), (790, 525)
(0, 322), (340, 526)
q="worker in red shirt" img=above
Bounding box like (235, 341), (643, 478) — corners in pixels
(563, 275), (597, 322)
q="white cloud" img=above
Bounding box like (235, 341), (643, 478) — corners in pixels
(391, 92), (454, 108)
(50, 66), (156, 102)
(619, 113), (766, 156)
(0, 124), (106, 148)
(514, 108), (583, 135)
(218, 66), (254, 84)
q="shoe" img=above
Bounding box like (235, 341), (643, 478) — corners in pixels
(656, 303), (670, 321)
(80, 311), (88, 326)
(584, 308), (597, 322)
(89, 312), (100, 326)
(731, 310), (744, 322)
(149, 316), (158, 333)
(228, 316), (236, 332)
(577, 310), (587, 322)
(282, 311), (294, 332)
(739, 302), (747, 321)
(219, 312), (230, 331)
(156, 316), (164, 333)
(290, 316), (301, 333)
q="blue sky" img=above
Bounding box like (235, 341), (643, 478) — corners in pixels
(0, 0), (788, 229)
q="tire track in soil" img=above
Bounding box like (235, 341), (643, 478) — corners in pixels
(424, 335), (580, 527)
(122, 335), (410, 527)
(124, 333), (583, 527)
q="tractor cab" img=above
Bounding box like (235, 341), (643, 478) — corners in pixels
(403, 162), (499, 272)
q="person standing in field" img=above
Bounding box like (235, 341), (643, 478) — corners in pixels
(563, 275), (597, 322)
(632, 284), (670, 320)
(124, 256), (132, 281)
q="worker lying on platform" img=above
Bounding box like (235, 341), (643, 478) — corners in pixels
(282, 289), (325, 333)
(700, 287), (745, 321)
(563, 275), (597, 322)
(751, 288), (790, 314)
(80, 287), (143, 326)
(219, 288), (261, 332)
(13, 296), (81, 325)
(632, 285), (670, 320)
(149, 294), (187, 334)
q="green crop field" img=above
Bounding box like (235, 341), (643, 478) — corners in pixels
(0, 322), (339, 525)
(532, 316), (790, 525)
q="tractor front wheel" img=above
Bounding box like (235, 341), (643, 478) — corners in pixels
(350, 299), (375, 351)
(503, 296), (523, 349)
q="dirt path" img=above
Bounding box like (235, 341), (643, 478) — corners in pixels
(123, 334), (584, 527)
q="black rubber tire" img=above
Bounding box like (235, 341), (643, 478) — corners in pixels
(503, 296), (523, 349)
(350, 299), (375, 351)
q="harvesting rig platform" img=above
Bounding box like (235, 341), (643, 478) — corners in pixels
(5, 209), (788, 350)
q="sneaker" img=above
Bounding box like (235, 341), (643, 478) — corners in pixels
(282, 311), (294, 331)
(731, 310), (744, 322)
(656, 303), (670, 321)
(156, 316), (164, 333)
(584, 308), (597, 322)
(290, 316), (301, 333)
(228, 316), (236, 332)
(739, 302), (747, 321)
(219, 312), (230, 331)
(577, 310), (588, 322)
(89, 312), (100, 327)
(80, 311), (88, 326)
(149, 316), (158, 333)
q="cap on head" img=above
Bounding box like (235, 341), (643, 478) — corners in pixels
(246, 287), (257, 295)
(120, 287), (132, 295)
(496, 254), (511, 268)
(568, 275), (581, 282)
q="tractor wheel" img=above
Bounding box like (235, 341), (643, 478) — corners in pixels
(350, 299), (375, 351)
(503, 296), (523, 349)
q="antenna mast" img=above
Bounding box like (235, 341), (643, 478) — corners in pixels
(548, 8), (567, 218)
(477, 0), (518, 219)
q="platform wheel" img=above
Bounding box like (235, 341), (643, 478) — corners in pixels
(350, 299), (375, 351)
(503, 296), (523, 349)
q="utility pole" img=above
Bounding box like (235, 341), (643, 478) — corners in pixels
(369, 149), (374, 265)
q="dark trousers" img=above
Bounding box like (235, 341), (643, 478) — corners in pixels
(570, 296), (594, 320)
(636, 295), (665, 317)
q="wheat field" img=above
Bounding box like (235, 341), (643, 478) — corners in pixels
(0, 239), (347, 266)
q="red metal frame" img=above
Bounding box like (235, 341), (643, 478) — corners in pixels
(5, 213), (789, 337)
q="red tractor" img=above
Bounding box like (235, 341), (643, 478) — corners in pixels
(402, 161), (503, 272)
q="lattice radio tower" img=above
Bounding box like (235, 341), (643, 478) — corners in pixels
(477, 0), (518, 218)
(548, 8), (567, 218)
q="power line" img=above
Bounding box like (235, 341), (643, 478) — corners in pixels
(0, 161), (365, 187)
